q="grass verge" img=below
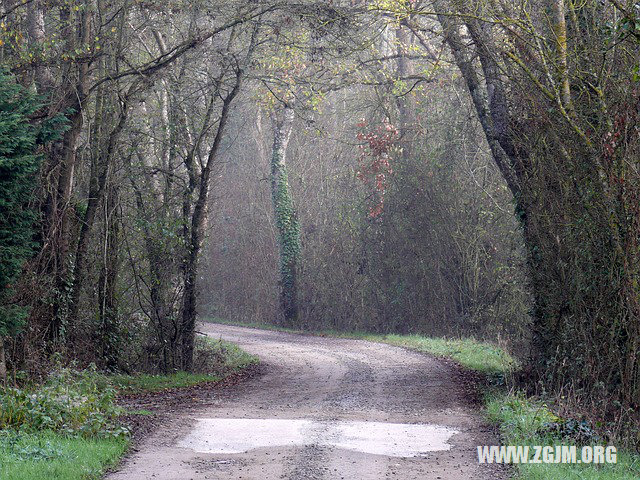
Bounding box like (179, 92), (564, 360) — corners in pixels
(206, 317), (640, 479)
(345, 333), (515, 376)
(0, 430), (127, 480)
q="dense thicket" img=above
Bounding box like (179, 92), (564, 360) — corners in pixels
(427, 0), (640, 431)
(0, 0), (637, 443)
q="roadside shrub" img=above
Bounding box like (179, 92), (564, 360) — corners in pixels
(486, 391), (559, 442)
(191, 336), (228, 373)
(0, 365), (128, 438)
(192, 336), (257, 374)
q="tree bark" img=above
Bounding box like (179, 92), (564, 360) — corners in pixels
(552, 0), (573, 113)
(39, 1), (92, 344)
(26, 0), (54, 92)
(435, 10), (521, 198)
(395, 19), (416, 162)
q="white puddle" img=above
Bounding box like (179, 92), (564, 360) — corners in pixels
(332, 421), (457, 456)
(179, 418), (458, 457)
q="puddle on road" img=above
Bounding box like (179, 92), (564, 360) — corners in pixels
(178, 418), (458, 457)
(332, 421), (458, 457)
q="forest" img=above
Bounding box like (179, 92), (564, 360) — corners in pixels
(0, 0), (638, 478)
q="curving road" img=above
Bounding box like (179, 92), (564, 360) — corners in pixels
(106, 323), (507, 480)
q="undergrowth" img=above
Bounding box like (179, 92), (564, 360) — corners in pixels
(0, 363), (129, 480)
(0, 334), (257, 479)
(486, 392), (640, 479)
(0, 363), (127, 438)
(110, 337), (258, 394)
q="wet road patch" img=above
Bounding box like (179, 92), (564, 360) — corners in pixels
(179, 418), (458, 457)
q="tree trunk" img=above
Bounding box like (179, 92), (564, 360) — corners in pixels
(552, 0), (572, 113)
(26, 0), (54, 91)
(270, 105), (300, 326)
(128, 166), (176, 373)
(395, 20), (416, 162)
(40, 2), (92, 345)
(45, 110), (83, 344)
(435, 11), (521, 197)
(181, 74), (242, 371)
(98, 184), (121, 371)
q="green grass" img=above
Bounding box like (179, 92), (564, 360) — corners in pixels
(350, 333), (516, 375)
(0, 430), (127, 480)
(207, 337), (260, 370)
(486, 392), (640, 479)
(206, 317), (640, 479)
(109, 338), (258, 394)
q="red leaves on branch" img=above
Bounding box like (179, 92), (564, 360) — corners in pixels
(602, 114), (626, 162)
(355, 119), (398, 218)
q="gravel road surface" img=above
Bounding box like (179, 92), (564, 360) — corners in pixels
(106, 323), (507, 480)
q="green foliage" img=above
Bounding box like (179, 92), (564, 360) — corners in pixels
(0, 337), (256, 478)
(486, 392), (560, 441)
(0, 430), (66, 462)
(0, 430), (127, 480)
(0, 69), (67, 338)
(0, 364), (127, 438)
(0, 72), (40, 337)
(199, 336), (259, 371)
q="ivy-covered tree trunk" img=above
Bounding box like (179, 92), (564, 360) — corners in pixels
(270, 105), (300, 326)
(39, 2), (92, 345)
(0, 338), (6, 383)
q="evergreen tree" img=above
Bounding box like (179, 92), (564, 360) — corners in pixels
(0, 69), (65, 379)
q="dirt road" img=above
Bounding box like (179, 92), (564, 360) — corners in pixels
(107, 323), (507, 479)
